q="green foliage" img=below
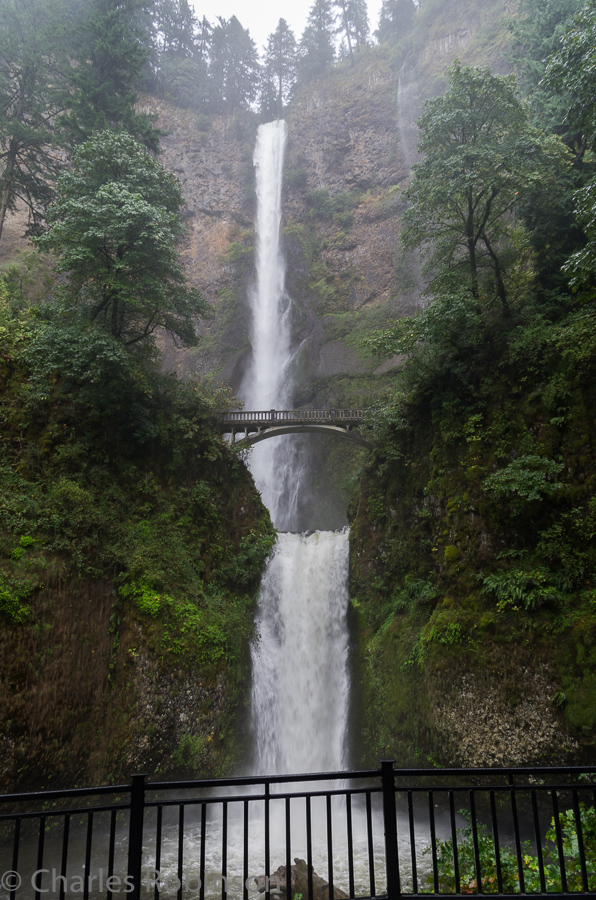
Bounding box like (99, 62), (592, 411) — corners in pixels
(260, 18), (297, 117)
(0, 0), (68, 239)
(544, 0), (596, 152)
(306, 188), (358, 221)
(403, 61), (570, 314)
(62, 0), (160, 149)
(209, 16), (260, 113)
(427, 805), (596, 893)
(297, 0), (336, 85)
(36, 130), (208, 348)
(483, 454), (564, 507)
(481, 566), (566, 612)
(172, 732), (206, 771)
(122, 582), (228, 664)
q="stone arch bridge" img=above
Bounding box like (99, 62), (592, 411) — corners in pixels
(218, 409), (371, 447)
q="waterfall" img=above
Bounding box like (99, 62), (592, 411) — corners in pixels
(244, 121), (350, 776)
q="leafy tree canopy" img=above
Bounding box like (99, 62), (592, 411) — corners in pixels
(508, 0), (582, 132)
(403, 61), (570, 315)
(544, 0), (596, 155)
(35, 131), (208, 347)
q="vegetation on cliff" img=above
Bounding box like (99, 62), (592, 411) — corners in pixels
(349, 0), (596, 767)
(0, 248), (274, 789)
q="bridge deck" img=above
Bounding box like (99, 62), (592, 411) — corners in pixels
(219, 408), (365, 427)
(217, 409), (370, 446)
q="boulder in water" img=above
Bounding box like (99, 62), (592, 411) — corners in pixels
(254, 858), (349, 900)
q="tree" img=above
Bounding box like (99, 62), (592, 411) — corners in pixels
(209, 16), (260, 112)
(0, 0), (69, 241)
(543, 0), (596, 290)
(403, 62), (570, 316)
(63, 0), (161, 150)
(260, 19), (297, 118)
(333, 0), (369, 64)
(154, 0), (196, 58)
(36, 131), (208, 347)
(544, 0), (596, 155)
(297, 0), (335, 85)
(375, 0), (416, 45)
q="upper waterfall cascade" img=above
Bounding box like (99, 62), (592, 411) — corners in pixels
(244, 121), (351, 776)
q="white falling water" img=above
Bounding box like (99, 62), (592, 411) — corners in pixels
(244, 121), (350, 777)
(252, 530), (350, 776)
(241, 120), (304, 530)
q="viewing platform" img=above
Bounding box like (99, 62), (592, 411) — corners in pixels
(218, 409), (371, 447)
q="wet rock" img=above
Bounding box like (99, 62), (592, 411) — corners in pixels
(255, 858), (348, 900)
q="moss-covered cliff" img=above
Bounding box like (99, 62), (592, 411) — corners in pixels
(349, 301), (596, 767)
(0, 293), (274, 791)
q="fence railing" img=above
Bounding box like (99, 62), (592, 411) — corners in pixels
(1, 763), (595, 900)
(218, 410), (366, 426)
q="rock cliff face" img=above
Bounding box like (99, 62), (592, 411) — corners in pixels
(145, 52), (418, 400)
(145, 0), (515, 410)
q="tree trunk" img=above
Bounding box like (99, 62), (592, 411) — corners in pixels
(0, 145), (17, 243)
(482, 234), (511, 318)
(466, 189), (479, 299)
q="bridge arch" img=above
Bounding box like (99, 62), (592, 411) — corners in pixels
(218, 409), (371, 448)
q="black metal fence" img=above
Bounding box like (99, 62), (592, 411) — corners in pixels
(1, 763), (595, 899)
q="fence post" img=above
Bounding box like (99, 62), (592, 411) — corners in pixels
(128, 773), (146, 900)
(381, 760), (400, 900)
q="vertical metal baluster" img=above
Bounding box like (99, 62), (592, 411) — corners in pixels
(448, 791), (460, 894)
(508, 776), (524, 895)
(34, 816), (46, 900)
(326, 794), (334, 900)
(60, 814), (70, 900)
(154, 806), (163, 900)
(84, 811), (94, 900)
(177, 805), (184, 900)
(128, 774), (146, 900)
(573, 788), (589, 892)
(306, 796), (314, 900)
(365, 791), (375, 899)
(381, 761), (400, 900)
(243, 801), (249, 900)
(572, 788), (588, 892)
(10, 818), (20, 900)
(407, 791), (417, 894)
(489, 791), (503, 893)
(468, 792), (482, 894)
(200, 804), (207, 900)
(265, 785), (270, 900)
(429, 792), (439, 894)
(551, 788), (568, 893)
(221, 802), (228, 900)
(285, 797), (291, 900)
(346, 794), (355, 900)
(531, 789), (546, 893)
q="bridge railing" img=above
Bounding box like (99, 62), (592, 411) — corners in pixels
(218, 409), (366, 426)
(1, 764), (596, 899)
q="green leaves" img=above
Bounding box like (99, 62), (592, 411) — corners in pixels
(403, 61), (570, 313)
(36, 131), (208, 348)
(484, 454), (564, 506)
